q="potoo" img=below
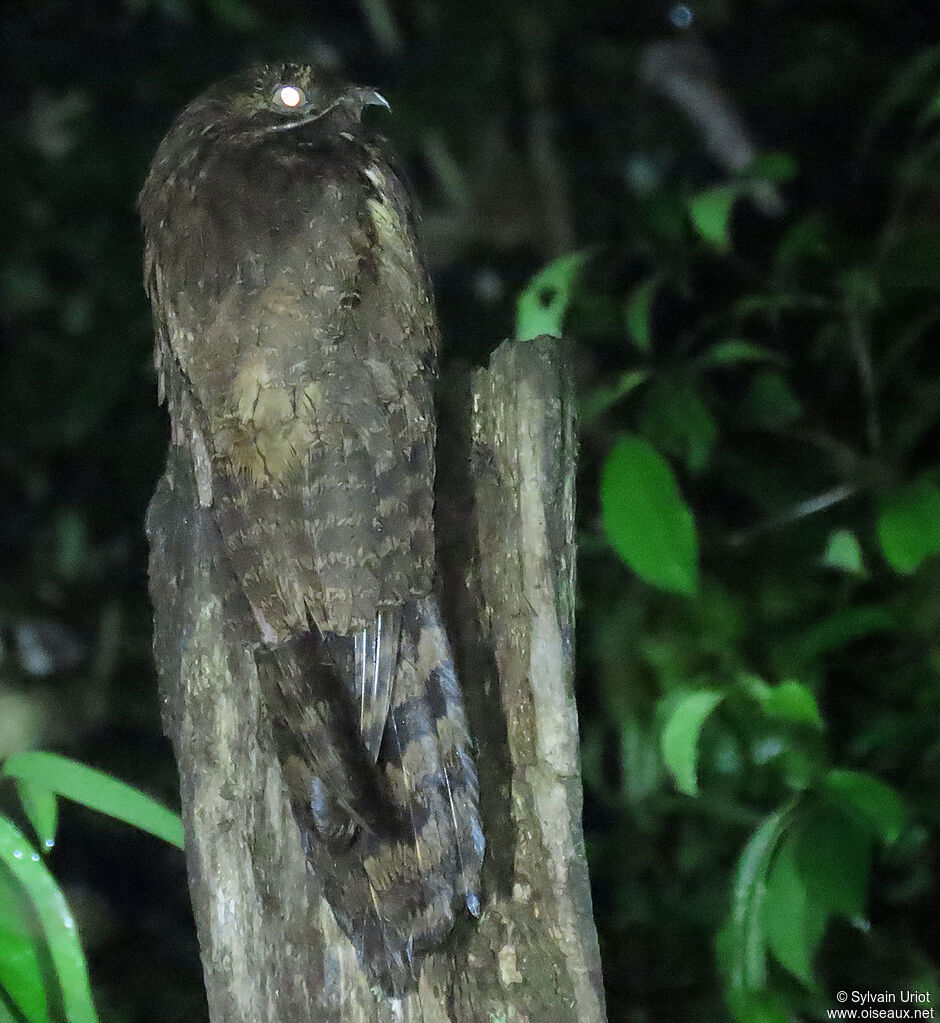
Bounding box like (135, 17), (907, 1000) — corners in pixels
(139, 63), (484, 994)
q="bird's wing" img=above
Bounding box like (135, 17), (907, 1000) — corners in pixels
(189, 149), (437, 639)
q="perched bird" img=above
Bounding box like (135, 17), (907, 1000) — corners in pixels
(139, 62), (484, 994)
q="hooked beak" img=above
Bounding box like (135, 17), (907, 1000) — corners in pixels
(353, 87), (391, 113)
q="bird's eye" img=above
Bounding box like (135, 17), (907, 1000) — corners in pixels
(274, 84), (306, 109)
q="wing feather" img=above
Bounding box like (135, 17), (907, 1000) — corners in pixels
(356, 605), (401, 761)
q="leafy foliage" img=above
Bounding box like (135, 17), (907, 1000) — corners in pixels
(600, 436), (698, 596)
(516, 250), (593, 341)
(0, 816), (98, 1023)
(0, 756), (183, 1022)
(2, 755), (183, 851)
(571, 18), (940, 1020)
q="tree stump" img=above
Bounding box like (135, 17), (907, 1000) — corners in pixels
(147, 336), (606, 1023)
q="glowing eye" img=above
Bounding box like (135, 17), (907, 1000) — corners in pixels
(276, 85), (305, 108)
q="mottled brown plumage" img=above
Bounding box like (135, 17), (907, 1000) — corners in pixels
(139, 62), (483, 994)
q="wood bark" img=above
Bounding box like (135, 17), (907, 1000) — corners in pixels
(147, 336), (606, 1023)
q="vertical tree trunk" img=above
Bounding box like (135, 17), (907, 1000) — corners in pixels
(147, 336), (606, 1023)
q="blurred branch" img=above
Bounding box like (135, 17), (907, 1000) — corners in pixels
(358, 0), (403, 56)
(640, 39), (784, 217)
(726, 483), (858, 547)
(845, 300), (882, 452)
(423, 129), (472, 209)
(518, 14), (577, 254)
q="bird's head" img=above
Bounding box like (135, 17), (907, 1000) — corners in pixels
(227, 62), (389, 135)
(138, 62), (391, 246)
(164, 62), (390, 149)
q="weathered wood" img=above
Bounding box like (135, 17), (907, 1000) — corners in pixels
(147, 336), (606, 1022)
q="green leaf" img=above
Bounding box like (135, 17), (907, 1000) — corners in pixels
(515, 250), (591, 341)
(1, 754), (183, 850)
(600, 435), (698, 595)
(775, 605), (895, 669)
(838, 266), (881, 311)
(877, 478), (940, 573)
(794, 806), (872, 919)
(881, 229), (940, 292)
(14, 783), (58, 854)
(579, 370), (649, 425)
(743, 151), (798, 183)
(731, 292), (834, 321)
(696, 339), (784, 369)
(822, 770), (906, 845)
(0, 817), (98, 1023)
(0, 862), (55, 1023)
(688, 184), (739, 251)
(620, 713), (662, 804)
(723, 986), (789, 1023)
(822, 529), (866, 576)
(764, 833), (828, 987)
(863, 44), (940, 149)
(54, 510), (87, 583)
(774, 212), (832, 273)
(758, 681), (824, 729)
(637, 376), (717, 473)
(661, 690), (725, 795)
(623, 274), (662, 351)
(725, 804), (797, 991)
(922, 87), (940, 121)
(737, 370), (803, 429)
(205, 0), (262, 31)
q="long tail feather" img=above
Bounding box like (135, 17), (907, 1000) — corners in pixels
(356, 606), (401, 761)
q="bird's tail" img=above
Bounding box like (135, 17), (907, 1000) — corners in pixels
(258, 597), (483, 994)
(352, 597), (483, 989)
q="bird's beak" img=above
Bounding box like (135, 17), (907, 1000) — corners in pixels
(354, 88), (391, 113)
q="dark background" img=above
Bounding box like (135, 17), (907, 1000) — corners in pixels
(2, 1), (939, 1021)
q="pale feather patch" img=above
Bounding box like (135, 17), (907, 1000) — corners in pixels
(362, 164), (386, 190)
(253, 417), (314, 479)
(257, 278), (304, 315)
(225, 355), (315, 481)
(251, 385), (294, 429)
(301, 379), (323, 411)
(231, 355), (272, 421)
(367, 197), (406, 255)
